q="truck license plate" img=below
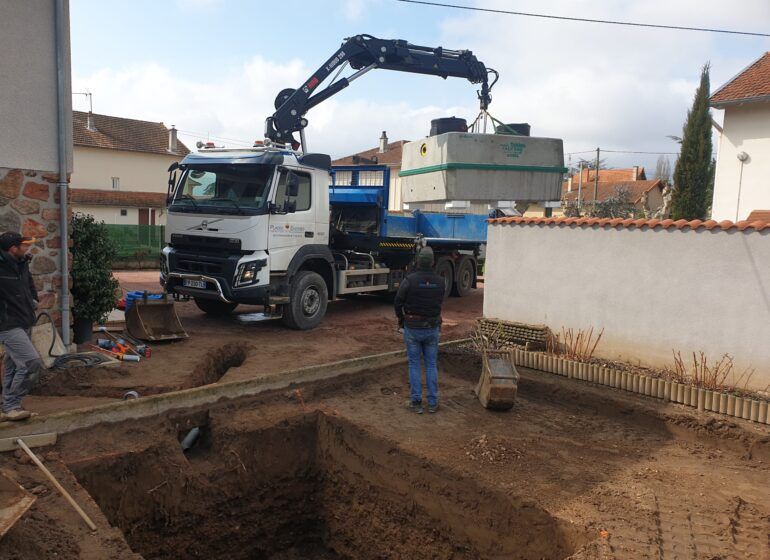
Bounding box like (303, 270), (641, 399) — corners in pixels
(183, 279), (207, 289)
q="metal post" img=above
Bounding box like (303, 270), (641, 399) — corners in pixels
(577, 161), (583, 209)
(54, 0), (71, 346)
(299, 128), (307, 154)
(735, 159), (745, 222)
(593, 147), (600, 203)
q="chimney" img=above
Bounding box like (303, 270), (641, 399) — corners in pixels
(632, 165), (639, 181)
(169, 125), (178, 153)
(86, 111), (97, 132)
(379, 131), (388, 154)
(567, 176), (573, 192)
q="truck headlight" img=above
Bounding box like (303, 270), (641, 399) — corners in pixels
(235, 259), (266, 287)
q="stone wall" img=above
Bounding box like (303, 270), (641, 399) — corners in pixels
(0, 167), (70, 324)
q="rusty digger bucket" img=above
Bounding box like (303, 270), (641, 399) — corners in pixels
(126, 293), (188, 342)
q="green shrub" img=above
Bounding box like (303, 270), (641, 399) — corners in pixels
(70, 213), (120, 324)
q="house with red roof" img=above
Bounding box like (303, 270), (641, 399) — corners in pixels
(710, 52), (770, 222)
(524, 167), (665, 217)
(70, 111), (190, 226)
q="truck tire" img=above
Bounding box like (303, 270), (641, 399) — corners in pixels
(282, 271), (328, 330)
(194, 298), (238, 316)
(451, 257), (475, 297)
(435, 258), (454, 301)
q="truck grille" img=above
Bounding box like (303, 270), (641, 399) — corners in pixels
(176, 260), (224, 275)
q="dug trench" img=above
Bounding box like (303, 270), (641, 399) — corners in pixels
(32, 343), (249, 399)
(64, 411), (592, 560)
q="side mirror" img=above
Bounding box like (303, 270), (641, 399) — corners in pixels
(286, 171), (300, 198)
(167, 162), (179, 172)
(166, 170), (177, 204)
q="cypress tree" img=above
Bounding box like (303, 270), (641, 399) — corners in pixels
(672, 64), (713, 220)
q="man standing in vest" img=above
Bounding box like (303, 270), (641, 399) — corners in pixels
(394, 246), (445, 414)
(0, 232), (43, 421)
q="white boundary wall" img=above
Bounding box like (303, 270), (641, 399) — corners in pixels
(484, 221), (770, 390)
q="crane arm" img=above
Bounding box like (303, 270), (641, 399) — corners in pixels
(265, 34), (498, 146)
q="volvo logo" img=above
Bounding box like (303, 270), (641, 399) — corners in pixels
(187, 218), (223, 232)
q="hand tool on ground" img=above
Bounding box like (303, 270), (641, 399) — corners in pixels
(88, 345), (140, 362)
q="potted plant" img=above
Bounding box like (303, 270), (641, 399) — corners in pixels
(70, 213), (120, 344)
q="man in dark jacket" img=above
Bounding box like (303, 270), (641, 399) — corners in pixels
(394, 246), (445, 414)
(0, 232), (42, 421)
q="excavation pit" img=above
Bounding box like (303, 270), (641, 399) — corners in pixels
(68, 412), (590, 559)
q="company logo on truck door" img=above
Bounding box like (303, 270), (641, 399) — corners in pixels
(501, 142), (526, 158)
(269, 224), (305, 238)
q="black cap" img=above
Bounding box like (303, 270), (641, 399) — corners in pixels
(0, 232), (36, 251)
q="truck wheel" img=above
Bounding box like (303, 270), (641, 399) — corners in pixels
(282, 271), (328, 330)
(435, 258), (454, 300)
(194, 298), (238, 316)
(451, 257), (475, 297)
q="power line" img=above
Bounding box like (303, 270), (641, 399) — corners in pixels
(566, 149), (680, 156)
(602, 149), (680, 155)
(396, 0), (770, 37)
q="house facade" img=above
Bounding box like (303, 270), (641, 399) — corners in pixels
(0, 0), (72, 324)
(710, 52), (770, 222)
(70, 111), (190, 226)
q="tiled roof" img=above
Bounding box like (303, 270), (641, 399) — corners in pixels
(562, 179), (663, 204)
(711, 52), (770, 106)
(488, 216), (770, 233)
(73, 111), (190, 156)
(332, 140), (408, 166)
(747, 210), (770, 222)
(70, 188), (167, 208)
(567, 167), (646, 184)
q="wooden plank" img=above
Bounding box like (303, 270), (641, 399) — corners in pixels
(0, 432), (57, 453)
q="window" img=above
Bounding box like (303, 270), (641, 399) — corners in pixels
(112, 177), (120, 190)
(172, 164), (274, 215)
(275, 171), (311, 212)
(120, 209), (128, 216)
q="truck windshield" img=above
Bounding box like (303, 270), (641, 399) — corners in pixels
(170, 164), (275, 215)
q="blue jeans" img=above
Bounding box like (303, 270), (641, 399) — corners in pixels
(0, 328), (42, 412)
(404, 326), (440, 406)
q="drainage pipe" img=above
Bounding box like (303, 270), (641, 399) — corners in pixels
(54, 0), (71, 346)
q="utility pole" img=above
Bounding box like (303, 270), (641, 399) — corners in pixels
(593, 147), (600, 203)
(577, 161), (583, 209)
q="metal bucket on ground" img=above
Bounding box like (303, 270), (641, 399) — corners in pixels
(125, 292), (188, 342)
(475, 349), (519, 411)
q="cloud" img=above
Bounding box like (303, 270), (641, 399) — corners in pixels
(73, 1), (770, 169)
(433, 0), (770, 167)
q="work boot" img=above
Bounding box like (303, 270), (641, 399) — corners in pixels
(428, 402), (439, 414)
(406, 400), (424, 414)
(3, 409), (32, 421)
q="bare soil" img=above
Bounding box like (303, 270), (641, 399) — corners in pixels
(27, 272), (482, 409)
(1, 350), (768, 559)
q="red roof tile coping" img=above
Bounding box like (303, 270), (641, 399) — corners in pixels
(487, 216), (770, 232)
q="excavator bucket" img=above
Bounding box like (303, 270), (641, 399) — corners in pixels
(0, 472), (35, 539)
(475, 349), (519, 411)
(125, 293), (188, 342)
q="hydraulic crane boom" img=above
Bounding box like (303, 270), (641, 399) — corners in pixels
(265, 34), (498, 147)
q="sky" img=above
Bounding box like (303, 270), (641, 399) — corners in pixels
(70, 0), (770, 174)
